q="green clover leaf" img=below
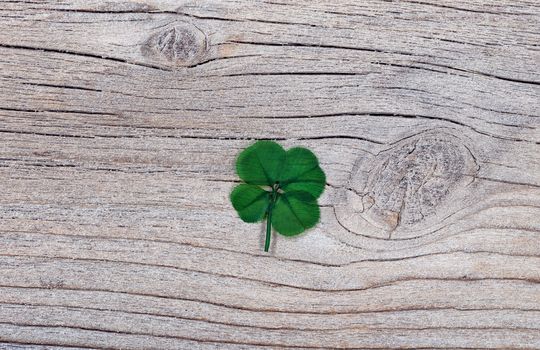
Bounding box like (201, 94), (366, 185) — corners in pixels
(230, 140), (326, 252)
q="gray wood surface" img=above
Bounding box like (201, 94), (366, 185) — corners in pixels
(1, 1), (539, 349)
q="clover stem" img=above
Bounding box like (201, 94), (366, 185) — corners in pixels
(264, 184), (279, 252)
(265, 205), (272, 252)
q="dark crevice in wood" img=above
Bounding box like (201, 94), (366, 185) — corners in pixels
(1, 301), (539, 347)
(186, 54), (261, 68)
(0, 44), (171, 72)
(204, 178), (242, 184)
(0, 320), (537, 349)
(1, 108), (535, 145)
(401, 0), (536, 15)
(20, 2), (537, 18)
(227, 40), (423, 57)
(218, 71), (373, 77)
(174, 135), (288, 141)
(254, 113), (537, 144)
(470, 129), (540, 145)
(377, 60), (540, 86)
(3, 229), (539, 269)
(473, 176), (540, 189)
(1, 1), (45, 4)
(484, 120), (537, 129)
(20, 82), (103, 92)
(0, 129), (94, 139)
(460, 101), (540, 118)
(414, 61), (540, 86)
(1, 253), (538, 293)
(0, 340), (97, 350)
(0, 129), (279, 142)
(23, 7), (179, 15)
(297, 135), (384, 144)
(243, 112), (423, 119)
(1, 301), (539, 334)
(30, 7), (332, 30)
(0, 321), (339, 349)
(375, 61), (468, 77)
(0, 283), (535, 317)
(0, 128), (387, 144)
(0, 106), (117, 116)
(0, 158), (171, 174)
(177, 11), (330, 29)
(417, 36), (490, 48)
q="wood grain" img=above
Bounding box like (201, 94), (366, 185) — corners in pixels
(0, 0), (539, 349)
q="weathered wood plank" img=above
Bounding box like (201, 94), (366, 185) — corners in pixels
(0, 0), (539, 349)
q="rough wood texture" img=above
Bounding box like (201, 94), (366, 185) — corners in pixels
(1, 1), (539, 349)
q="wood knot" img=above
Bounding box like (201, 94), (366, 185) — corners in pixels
(141, 23), (208, 67)
(335, 130), (478, 240)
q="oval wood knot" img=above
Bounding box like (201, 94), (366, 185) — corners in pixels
(335, 130), (478, 240)
(142, 22), (208, 67)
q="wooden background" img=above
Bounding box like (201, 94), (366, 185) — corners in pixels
(1, 1), (539, 349)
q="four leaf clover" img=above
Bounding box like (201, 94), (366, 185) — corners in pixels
(230, 140), (326, 252)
